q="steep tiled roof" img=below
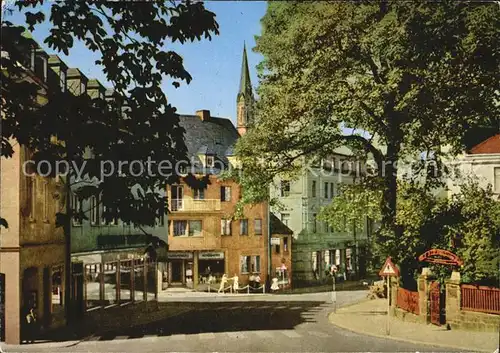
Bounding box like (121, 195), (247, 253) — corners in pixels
(178, 114), (239, 172)
(270, 214), (293, 235)
(469, 134), (500, 154)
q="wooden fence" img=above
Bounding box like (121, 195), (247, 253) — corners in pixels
(461, 284), (500, 315)
(396, 287), (419, 315)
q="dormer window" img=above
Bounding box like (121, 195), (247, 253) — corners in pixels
(206, 155), (215, 168)
(34, 52), (48, 82)
(60, 69), (66, 93)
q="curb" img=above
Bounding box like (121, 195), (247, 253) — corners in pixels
(328, 310), (492, 353)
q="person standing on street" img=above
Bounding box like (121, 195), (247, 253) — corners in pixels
(24, 306), (37, 344)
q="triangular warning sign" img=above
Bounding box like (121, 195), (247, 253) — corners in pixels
(379, 257), (400, 277)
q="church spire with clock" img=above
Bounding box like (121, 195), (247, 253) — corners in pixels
(236, 43), (254, 136)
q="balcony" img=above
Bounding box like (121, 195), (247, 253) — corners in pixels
(171, 198), (221, 212)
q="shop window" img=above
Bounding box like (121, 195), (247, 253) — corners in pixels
(240, 219), (248, 235)
(173, 220), (187, 236)
(284, 237), (289, 252)
(221, 186), (231, 202)
(193, 188), (205, 200)
(280, 180), (290, 197)
(188, 220), (202, 236)
(221, 219), (231, 235)
(254, 219), (262, 235)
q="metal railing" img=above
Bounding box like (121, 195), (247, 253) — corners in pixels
(461, 284), (500, 315)
(171, 198), (221, 212)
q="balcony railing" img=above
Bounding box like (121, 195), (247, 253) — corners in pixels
(171, 198), (221, 212)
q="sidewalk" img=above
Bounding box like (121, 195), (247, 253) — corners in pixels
(329, 298), (499, 352)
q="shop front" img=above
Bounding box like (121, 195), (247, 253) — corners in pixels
(197, 251), (225, 285)
(167, 252), (194, 287)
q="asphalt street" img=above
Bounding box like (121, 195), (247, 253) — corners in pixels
(2, 291), (455, 352)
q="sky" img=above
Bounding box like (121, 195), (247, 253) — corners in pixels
(5, 1), (267, 126)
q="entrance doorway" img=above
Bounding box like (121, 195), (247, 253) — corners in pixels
(171, 261), (183, 283)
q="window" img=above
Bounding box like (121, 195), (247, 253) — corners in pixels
(43, 181), (49, 221)
(188, 220), (202, 236)
(90, 195), (98, 225)
(330, 183), (335, 198)
(275, 244), (280, 254)
(28, 177), (36, 220)
(221, 219), (231, 235)
(221, 186), (231, 202)
(60, 70), (66, 92)
(101, 205), (118, 226)
(284, 237), (289, 252)
(240, 219), (248, 235)
(80, 81), (86, 95)
(194, 188), (205, 200)
(51, 265), (64, 314)
(312, 213), (317, 233)
(281, 213), (290, 227)
(495, 168), (500, 193)
(280, 180), (290, 197)
(71, 193), (81, 226)
(312, 180), (317, 197)
(206, 155), (215, 167)
(240, 255), (260, 273)
(173, 220), (187, 236)
(254, 219), (262, 235)
(324, 182), (328, 198)
(34, 55), (47, 82)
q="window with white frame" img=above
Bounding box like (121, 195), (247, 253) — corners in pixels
(495, 167), (500, 193)
(173, 220), (187, 236)
(280, 180), (290, 197)
(240, 255), (260, 273)
(281, 213), (290, 227)
(254, 219), (262, 235)
(206, 155), (215, 167)
(221, 186), (231, 201)
(221, 219), (231, 235)
(240, 219), (248, 235)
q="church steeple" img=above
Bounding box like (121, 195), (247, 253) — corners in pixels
(237, 43), (254, 136)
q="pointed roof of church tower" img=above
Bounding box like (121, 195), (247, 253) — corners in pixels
(238, 43), (252, 98)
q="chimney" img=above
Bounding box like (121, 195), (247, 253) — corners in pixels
(196, 110), (210, 121)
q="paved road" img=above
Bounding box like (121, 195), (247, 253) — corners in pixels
(2, 291), (454, 352)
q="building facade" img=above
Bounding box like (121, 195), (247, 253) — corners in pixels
(0, 33), (67, 344)
(271, 149), (371, 286)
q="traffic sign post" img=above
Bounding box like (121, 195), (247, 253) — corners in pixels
(378, 257), (399, 336)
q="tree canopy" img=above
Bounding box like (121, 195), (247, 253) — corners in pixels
(236, 1), (499, 259)
(1, 1), (219, 233)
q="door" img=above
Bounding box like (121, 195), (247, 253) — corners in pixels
(171, 261), (182, 283)
(430, 281), (441, 325)
(171, 186), (183, 211)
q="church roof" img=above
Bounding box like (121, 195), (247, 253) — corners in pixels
(469, 134), (500, 154)
(238, 43), (252, 98)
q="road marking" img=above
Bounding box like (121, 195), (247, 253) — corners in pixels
(170, 334), (187, 340)
(309, 331), (330, 338)
(260, 305), (272, 309)
(275, 305), (287, 309)
(226, 331), (246, 338)
(255, 331), (273, 338)
(281, 330), (302, 338)
(290, 306), (302, 310)
(198, 332), (216, 340)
